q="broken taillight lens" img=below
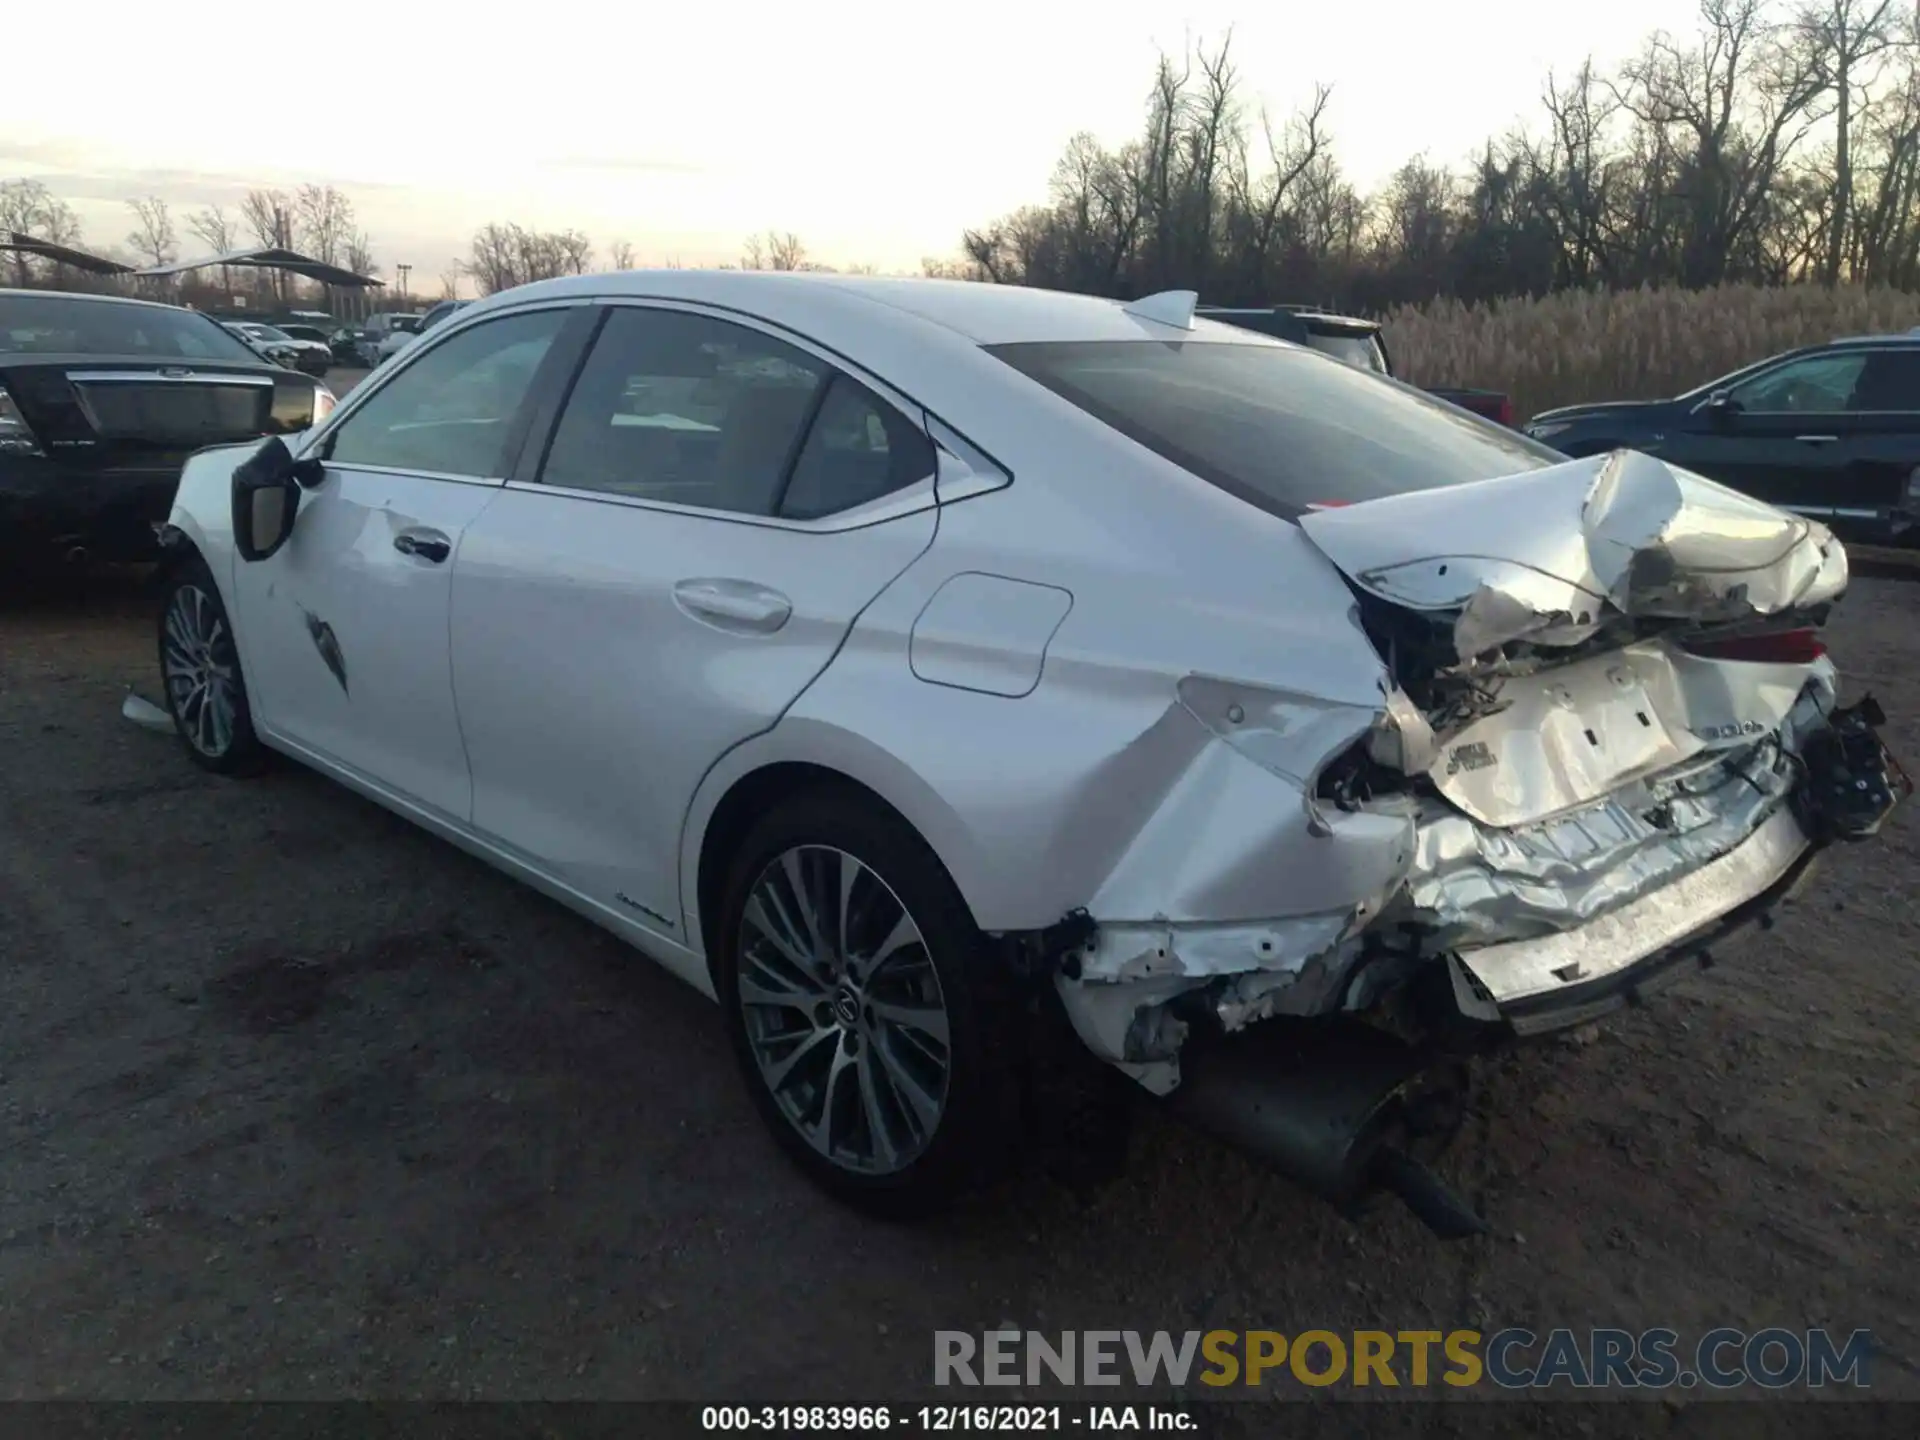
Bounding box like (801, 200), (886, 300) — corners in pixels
(1686, 628), (1828, 664)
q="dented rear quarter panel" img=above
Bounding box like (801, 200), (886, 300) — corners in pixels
(678, 415), (1403, 958)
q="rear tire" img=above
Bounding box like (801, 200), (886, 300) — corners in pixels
(714, 785), (1021, 1217)
(157, 555), (265, 775)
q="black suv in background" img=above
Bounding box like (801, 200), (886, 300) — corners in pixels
(1525, 333), (1920, 544)
(1197, 304), (1514, 425)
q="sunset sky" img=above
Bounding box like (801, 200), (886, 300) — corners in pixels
(6, 0), (1700, 281)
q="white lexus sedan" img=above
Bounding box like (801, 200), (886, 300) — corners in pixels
(151, 272), (1905, 1232)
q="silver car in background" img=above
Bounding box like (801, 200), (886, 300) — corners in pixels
(148, 274), (1906, 1232)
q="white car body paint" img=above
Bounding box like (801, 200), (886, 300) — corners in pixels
(908, 573), (1073, 698)
(161, 270), (1886, 1096)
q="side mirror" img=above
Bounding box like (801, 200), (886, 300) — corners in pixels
(1699, 389), (1740, 422)
(231, 437), (318, 562)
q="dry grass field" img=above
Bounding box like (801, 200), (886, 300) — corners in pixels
(1384, 283), (1920, 422)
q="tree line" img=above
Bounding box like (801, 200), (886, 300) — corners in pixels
(947, 0), (1920, 311)
(13, 0), (1916, 314)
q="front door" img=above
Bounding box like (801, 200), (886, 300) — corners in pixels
(449, 303), (942, 936)
(229, 306), (574, 819)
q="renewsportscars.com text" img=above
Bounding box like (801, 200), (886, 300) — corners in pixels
(934, 1327), (1875, 1391)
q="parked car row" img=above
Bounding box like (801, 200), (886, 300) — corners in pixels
(220, 320), (333, 377)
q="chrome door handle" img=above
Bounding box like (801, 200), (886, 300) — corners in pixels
(393, 528), (451, 563)
(1794, 434), (1840, 444)
(672, 578), (792, 633)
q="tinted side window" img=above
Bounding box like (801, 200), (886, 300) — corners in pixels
(326, 309), (566, 476)
(1729, 353), (1866, 413)
(1848, 350), (1920, 411)
(540, 307), (826, 516)
(779, 374), (936, 519)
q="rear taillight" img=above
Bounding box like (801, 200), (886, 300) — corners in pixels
(1495, 396), (1515, 428)
(1686, 628), (1827, 664)
(0, 384), (44, 457)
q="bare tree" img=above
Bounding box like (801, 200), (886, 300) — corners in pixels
(295, 184), (355, 266)
(608, 238), (637, 270)
(186, 203), (239, 293)
(239, 189), (297, 301)
(741, 231), (808, 270)
(126, 196), (178, 267)
(464, 223), (594, 294)
(1794, 0), (1902, 279)
(344, 231), (377, 278)
(0, 179), (83, 285)
(438, 264), (462, 299)
(554, 229), (593, 274)
(186, 204), (236, 256)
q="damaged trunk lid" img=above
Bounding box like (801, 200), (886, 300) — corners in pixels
(1299, 450), (1850, 826)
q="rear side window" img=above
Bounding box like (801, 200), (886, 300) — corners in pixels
(0, 294), (262, 363)
(1848, 349), (1920, 411)
(988, 340), (1557, 517)
(780, 375), (935, 519)
(538, 306), (933, 519)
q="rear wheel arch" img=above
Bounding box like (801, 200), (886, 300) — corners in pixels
(693, 760), (984, 990)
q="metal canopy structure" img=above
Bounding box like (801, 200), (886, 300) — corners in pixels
(135, 247), (384, 289)
(2, 231), (136, 276)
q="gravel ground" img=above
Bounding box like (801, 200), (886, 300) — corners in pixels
(0, 565), (1913, 1422)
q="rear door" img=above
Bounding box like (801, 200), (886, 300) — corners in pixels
(449, 302), (940, 937)
(1834, 347), (1920, 529)
(229, 304), (578, 819)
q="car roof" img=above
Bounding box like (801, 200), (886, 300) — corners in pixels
(1826, 329), (1920, 345)
(466, 270), (1296, 349)
(0, 287), (204, 315)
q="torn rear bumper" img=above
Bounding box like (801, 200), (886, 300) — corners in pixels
(1451, 806), (1812, 1029)
(1453, 808), (1822, 1035)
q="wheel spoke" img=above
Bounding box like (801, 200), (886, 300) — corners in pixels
(856, 1049), (902, 1167)
(208, 681), (233, 752)
(738, 952), (826, 1010)
(802, 1039), (856, 1157)
(874, 1031), (943, 1134)
(857, 909), (923, 981)
(757, 1025), (836, 1093)
(780, 849), (832, 960)
(742, 892), (815, 973)
(869, 995), (950, 1049)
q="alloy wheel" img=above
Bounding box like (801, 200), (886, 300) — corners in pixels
(161, 583), (239, 760)
(736, 845), (953, 1176)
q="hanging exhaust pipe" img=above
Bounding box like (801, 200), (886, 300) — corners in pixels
(1165, 1020), (1490, 1240)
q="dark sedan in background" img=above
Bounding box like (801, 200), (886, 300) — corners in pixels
(1525, 332), (1920, 544)
(1, 289), (335, 568)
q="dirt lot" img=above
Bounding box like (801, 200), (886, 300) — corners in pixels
(0, 562), (1914, 1420)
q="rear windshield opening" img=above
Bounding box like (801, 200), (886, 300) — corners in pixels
(0, 294), (262, 363)
(987, 340), (1558, 518)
